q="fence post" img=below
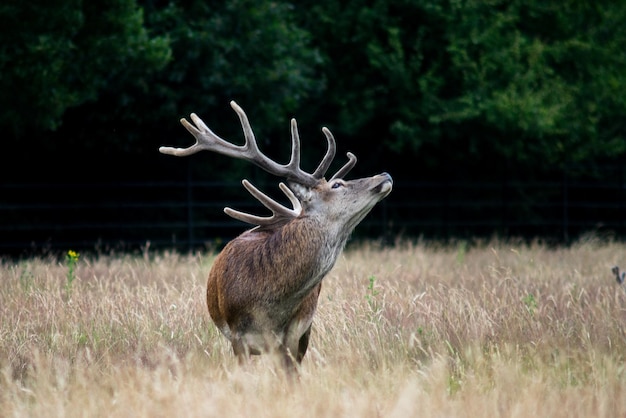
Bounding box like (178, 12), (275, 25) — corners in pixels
(618, 164), (626, 235)
(501, 172), (508, 237)
(381, 199), (390, 244)
(562, 168), (569, 243)
(186, 162), (194, 252)
(444, 178), (450, 239)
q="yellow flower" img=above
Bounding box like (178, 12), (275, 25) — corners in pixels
(67, 250), (79, 261)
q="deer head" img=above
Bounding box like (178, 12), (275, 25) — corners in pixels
(160, 101), (392, 372)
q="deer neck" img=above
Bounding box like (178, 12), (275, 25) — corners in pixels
(243, 218), (333, 301)
(288, 214), (351, 279)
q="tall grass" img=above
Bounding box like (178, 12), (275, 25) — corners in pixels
(1, 238), (625, 417)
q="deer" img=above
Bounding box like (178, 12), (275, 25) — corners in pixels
(159, 101), (392, 372)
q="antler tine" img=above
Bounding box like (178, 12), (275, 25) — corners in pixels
(311, 127), (337, 179)
(287, 119), (302, 172)
(330, 152), (357, 180)
(310, 126), (354, 181)
(230, 101), (321, 186)
(224, 180), (302, 226)
(229, 101), (260, 155)
(159, 112), (244, 158)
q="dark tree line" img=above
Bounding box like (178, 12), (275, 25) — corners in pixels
(1, 0), (625, 246)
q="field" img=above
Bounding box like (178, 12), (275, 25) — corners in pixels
(1, 238), (625, 417)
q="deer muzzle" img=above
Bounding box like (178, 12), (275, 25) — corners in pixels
(372, 172), (393, 196)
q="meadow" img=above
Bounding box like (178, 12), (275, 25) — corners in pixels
(1, 238), (625, 417)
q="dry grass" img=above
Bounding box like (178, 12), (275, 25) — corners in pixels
(1, 237), (625, 417)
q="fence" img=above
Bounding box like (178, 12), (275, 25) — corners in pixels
(1, 170), (625, 255)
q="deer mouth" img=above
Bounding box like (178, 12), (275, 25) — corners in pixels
(372, 172), (393, 195)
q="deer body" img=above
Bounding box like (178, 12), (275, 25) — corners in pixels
(160, 101), (392, 369)
(207, 220), (328, 362)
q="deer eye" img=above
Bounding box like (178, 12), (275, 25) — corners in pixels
(331, 181), (343, 189)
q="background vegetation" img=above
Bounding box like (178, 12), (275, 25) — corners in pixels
(1, 240), (625, 416)
(1, 0), (626, 250)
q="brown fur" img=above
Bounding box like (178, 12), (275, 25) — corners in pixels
(207, 217), (330, 367)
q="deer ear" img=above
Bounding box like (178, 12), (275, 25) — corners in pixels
(287, 182), (313, 202)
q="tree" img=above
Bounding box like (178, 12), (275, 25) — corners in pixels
(132, 0), (326, 159)
(297, 0), (626, 177)
(0, 0), (171, 136)
(0, 0), (325, 182)
(434, 0), (626, 169)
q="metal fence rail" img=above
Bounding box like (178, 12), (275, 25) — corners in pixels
(1, 173), (625, 255)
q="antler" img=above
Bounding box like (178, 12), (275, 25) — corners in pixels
(159, 101), (356, 187)
(159, 101), (358, 226)
(224, 180), (301, 228)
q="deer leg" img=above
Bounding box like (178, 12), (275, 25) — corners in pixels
(231, 337), (250, 365)
(281, 346), (298, 372)
(289, 284), (321, 364)
(296, 325), (312, 363)
(274, 323), (313, 378)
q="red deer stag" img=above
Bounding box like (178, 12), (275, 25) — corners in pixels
(159, 101), (392, 370)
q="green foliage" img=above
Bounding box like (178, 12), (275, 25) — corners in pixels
(18, 264), (34, 292)
(365, 275), (380, 312)
(2, 0), (626, 192)
(65, 249), (79, 296)
(26, 0), (325, 181)
(433, 0), (626, 166)
(136, 0), (325, 156)
(456, 240), (468, 264)
(142, 1), (323, 114)
(298, 0), (626, 173)
(522, 293), (538, 315)
(0, 0), (171, 136)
